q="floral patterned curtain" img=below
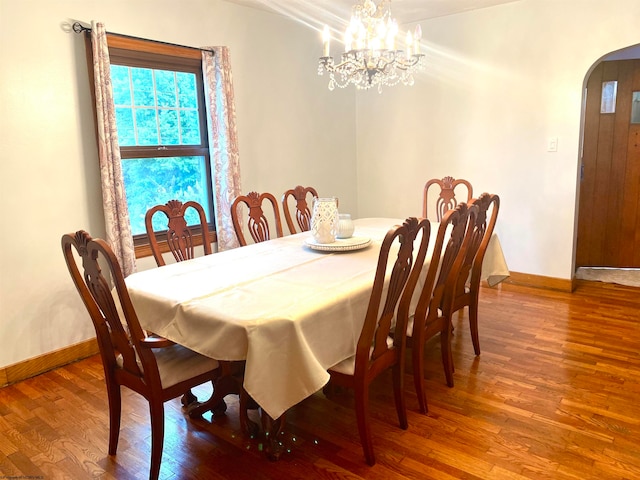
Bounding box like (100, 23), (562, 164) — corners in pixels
(202, 47), (242, 251)
(90, 22), (136, 276)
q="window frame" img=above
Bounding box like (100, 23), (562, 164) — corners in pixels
(105, 35), (217, 258)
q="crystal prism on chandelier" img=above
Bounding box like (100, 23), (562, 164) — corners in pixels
(318, 0), (425, 93)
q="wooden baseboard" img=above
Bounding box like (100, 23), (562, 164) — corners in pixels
(0, 338), (99, 388)
(504, 271), (575, 292)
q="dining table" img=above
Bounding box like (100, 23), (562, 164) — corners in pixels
(124, 217), (510, 455)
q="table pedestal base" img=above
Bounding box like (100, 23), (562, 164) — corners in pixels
(187, 361), (259, 434)
(186, 361), (286, 459)
(261, 410), (286, 460)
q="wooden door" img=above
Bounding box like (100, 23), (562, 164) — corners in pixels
(576, 59), (640, 268)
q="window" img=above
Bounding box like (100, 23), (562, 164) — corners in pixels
(600, 80), (618, 114)
(632, 91), (640, 124)
(107, 36), (215, 252)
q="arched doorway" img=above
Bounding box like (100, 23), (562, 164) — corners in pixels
(575, 43), (640, 284)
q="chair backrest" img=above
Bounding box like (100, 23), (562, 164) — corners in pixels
(411, 203), (478, 333)
(145, 200), (213, 267)
(61, 231), (162, 387)
(282, 185), (319, 234)
(468, 193), (500, 290)
(449, 193), (495, 300)
(354, 217), (428, 377)
(423, 176), (473, 221)
(231, 191), (284, 246)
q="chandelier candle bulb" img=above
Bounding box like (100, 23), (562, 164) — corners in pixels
(322, 26), (331, 57)
(414, 24), (422, 53)
(386, 34), (394, 50)
(386, 19), (397, 50)
(345, 30), (353, 52)
(357, 27), (366, 49)
(406, 31), (413, 58)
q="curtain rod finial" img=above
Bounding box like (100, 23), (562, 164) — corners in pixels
(72, 21), (91, 34)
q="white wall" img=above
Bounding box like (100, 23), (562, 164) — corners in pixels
(0, 0), (355, 368)
(356, 0), (640, 279)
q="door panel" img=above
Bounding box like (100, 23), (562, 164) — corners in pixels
(604, 61), (633, 264)
(576, 64), (602, 267)
(577, 59), (640, 268)
(628, 122), (640, 265)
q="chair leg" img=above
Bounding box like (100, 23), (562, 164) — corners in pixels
(354, 383), (375, 466)
(148, 398), (165, 480)
(441, 321), (455, 388)
(469, 296), (481, 355)
(412, 342), (428, 414)
(392, 363), (408, 430)
(105, 379), (121, 455)
(449, 319), (456, 373)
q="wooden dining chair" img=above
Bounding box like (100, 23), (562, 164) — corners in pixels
(451, 193), (501, 356)
(231, 191), (284, 246)
(144, 199), (215, 406)
(281, 185), (318, 234)
(62, 230), (220, 480)
(423, 176), (473, 221)
(327, 217), (428, 466)
(145, 199), (213, 267)
(404, 202), (477, 414)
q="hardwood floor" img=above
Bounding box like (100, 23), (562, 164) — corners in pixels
(1, 281), (639, 479)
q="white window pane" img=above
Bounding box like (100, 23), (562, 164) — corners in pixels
(631, 91), (640, 124)
(600, 81), (617, 114)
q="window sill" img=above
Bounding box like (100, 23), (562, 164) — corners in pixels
(134, 230), (217, 259)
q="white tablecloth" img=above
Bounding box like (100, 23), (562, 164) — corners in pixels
(125, 218), (509, 419)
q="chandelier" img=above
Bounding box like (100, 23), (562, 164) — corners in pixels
(318, 0), (425, 93)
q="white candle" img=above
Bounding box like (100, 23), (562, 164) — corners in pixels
(322, 25), (331, 57)
(387, 19), (398, 50)
(414, 25), (422, 54)
(357, 24), (366, 49)
(344, 29), (353, 52)
(406, 31), (413, 58)
(414, 24), (422, 41)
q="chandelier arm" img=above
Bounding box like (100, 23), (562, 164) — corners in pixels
(394, 55), (425, 71)
(325, 57), (367, 73)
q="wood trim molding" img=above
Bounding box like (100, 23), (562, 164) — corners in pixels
(107, 34), (203, 59)
(135, 230), (217, 259)
(0, 338), (99, 388)
(505, 271), (575, 292)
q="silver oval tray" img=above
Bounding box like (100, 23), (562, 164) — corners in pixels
(304, 236), (371, 252)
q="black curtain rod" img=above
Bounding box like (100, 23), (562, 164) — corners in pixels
(71, 22), (214, 55)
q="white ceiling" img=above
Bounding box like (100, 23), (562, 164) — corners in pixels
(221, 0), (522, 26)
